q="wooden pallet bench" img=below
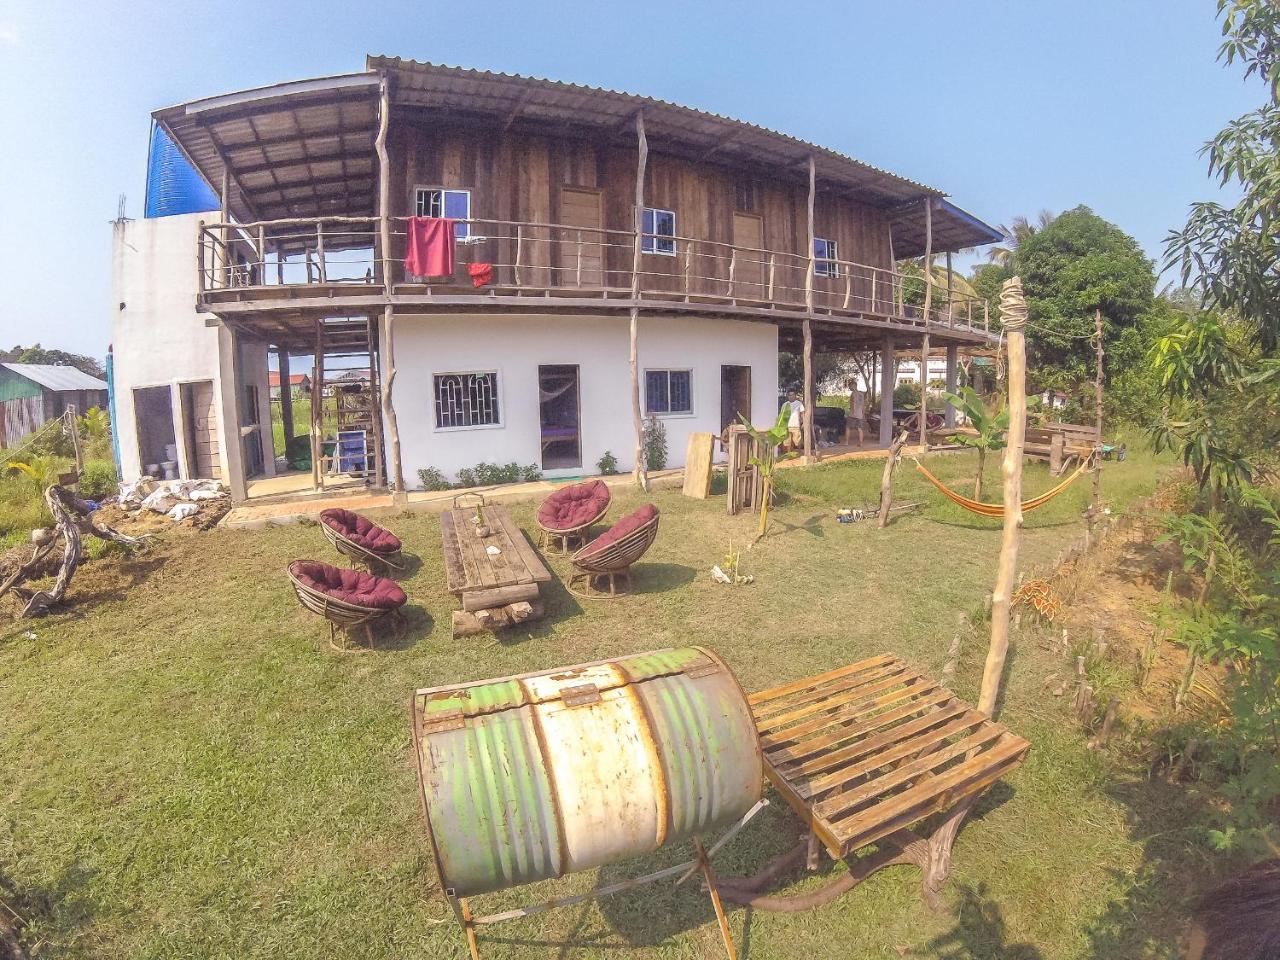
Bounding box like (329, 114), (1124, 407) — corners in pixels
(724, 654), (1030, 910)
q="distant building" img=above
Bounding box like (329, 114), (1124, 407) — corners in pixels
(268, 371), (311, 399)
(0, 363), (108, 448)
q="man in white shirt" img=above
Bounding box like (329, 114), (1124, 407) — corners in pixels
(784, 389), (805, 452)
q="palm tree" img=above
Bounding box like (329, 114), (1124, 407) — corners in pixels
(986, 210), (1056, 266)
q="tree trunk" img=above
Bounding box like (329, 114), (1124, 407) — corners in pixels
(978, 277), (1029, 718)
(878, 431), (909, 528)
(975, 446), (986, 501)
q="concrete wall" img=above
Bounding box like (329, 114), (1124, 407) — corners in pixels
(110, 213), (271, 490)
(391, 313), (778, 485)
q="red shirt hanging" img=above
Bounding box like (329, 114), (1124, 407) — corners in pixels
(404, 217), (456, 278)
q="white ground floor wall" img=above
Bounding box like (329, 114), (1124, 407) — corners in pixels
(391, 312), (779, 486)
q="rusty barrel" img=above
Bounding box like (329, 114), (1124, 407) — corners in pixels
(410, 646), (762, 899)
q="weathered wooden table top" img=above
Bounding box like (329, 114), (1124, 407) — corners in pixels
(750, 654), (1031, 859)
(440, 504), (553, 596)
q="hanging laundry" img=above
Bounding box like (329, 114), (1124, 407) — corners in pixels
(405, 217), (456, 278)
(468, 262), (494, 288)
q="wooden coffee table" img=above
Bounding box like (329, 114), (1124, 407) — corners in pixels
(440, 503), (553, 638)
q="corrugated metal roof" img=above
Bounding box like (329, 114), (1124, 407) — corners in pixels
(1, 363), (108, 392)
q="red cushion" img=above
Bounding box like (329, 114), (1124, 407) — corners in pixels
(579, 504), (659, 558)
(537, 479), (612, 531)
(290, 560), (407, 610)
(320, 508), (403, 554)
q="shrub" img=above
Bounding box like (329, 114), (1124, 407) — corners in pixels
(643, 418), (668, 471)
(596, 450), (619, 475)
(417, 467), (451, 492)
(79, 460), (118, 500)
(455, 462), (543, 488)
(893, 382), (920, 410)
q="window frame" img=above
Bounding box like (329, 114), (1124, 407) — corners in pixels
(432, 369), (504, 432)
(414, 186), (472, 240)
(644, 367), (694, 417)
(814, 236), (840, 278)
(641, 207), (677, 256)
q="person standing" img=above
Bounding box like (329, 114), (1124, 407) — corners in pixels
(784, 388), (805, 452)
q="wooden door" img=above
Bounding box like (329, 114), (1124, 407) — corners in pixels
(732, 213), (765, 300)
(559, 187), (605, 288)
(186, 381), (221, 479)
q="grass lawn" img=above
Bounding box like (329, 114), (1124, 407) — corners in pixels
(1, 435), (1184, 959)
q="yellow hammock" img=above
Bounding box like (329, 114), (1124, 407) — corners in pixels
(914, 458), (1092, 519)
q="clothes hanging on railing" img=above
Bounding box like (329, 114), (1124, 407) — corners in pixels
(405, 217), (456, 278)
(467, 262), (493, 288)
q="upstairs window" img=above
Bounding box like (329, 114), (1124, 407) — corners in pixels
(645, 369), (692, 415)
(434, 371), (500, 429)
(814, 237), (840, 278)
(415, 187), (471, 239)
(642, 207), (676, 255)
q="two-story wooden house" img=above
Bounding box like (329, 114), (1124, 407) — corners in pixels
(111, 57), (1000, 501)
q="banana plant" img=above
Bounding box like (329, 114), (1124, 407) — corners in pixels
(738, 409), (796, 538)
(941, 386), (1009, 501)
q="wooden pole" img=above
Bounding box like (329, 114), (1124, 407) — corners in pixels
(694, 836), (738, 959)
(918, 199), (933, 449)
(219, 166), (231, 288)
(1091, 307), (1104, 520)
(878, 430), (909, 528)
(376, 75), (405, 493)
(630, 111), (650, 490)
(803, 154), (817, 463)
(946, 250), (954, 326)
(66, 406), (83, 486)
(978, 277), (1028, 718)
(311, 320), (324, 491)
(278, 350), (295, 443)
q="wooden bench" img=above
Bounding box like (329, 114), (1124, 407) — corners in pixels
(1025, 421), (1099, 475)
(722, 654), (1030, 910)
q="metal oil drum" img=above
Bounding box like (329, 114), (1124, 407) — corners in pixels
(410, 646), (762, 899)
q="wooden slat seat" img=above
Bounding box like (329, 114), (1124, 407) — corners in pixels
(750, 654), (1030, 861)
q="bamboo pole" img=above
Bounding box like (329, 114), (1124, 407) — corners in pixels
(978, 277), (1028, 718)
(376, 76), (405, 493)
(630, 111), (650, 490)
(918, 199), (933, 449)
(803, 154), (816, 463)
(311, 319), (324, 491)
(1091, 307), (1104, 522)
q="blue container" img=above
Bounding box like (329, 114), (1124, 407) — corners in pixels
(144, 123), (219, 218)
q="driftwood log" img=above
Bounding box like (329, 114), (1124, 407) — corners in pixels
(0, 485), (150, 618)
(877, 431), (910, 528)
(451, 600), (544, 638)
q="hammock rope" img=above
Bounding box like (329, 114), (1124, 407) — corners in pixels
(913, 457), (1092, 518)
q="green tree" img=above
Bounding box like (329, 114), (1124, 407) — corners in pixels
(1016, 206), (1157, 387)
(942, 387), (1009, 501)
(1, 344), (104, 378)
(1167, 0), (1280, 357)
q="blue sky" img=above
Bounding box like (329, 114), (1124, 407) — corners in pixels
(0, 0), (1263, 357)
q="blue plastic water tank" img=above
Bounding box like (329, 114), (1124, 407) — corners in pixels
(144, 123), (219, 218)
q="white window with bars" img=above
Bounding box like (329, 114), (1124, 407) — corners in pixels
(433, 371), (501, 429)
(414, 187), (472, 239)
(814, 237), (840, 278)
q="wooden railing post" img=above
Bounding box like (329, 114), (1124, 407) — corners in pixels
(871, 271), (878, 315)
(576, 229), (583, 287)
(317, 221), (327, 283)
(842, 266), (852, 310)
(728, 248), (737, 298)
(767, 253), (775, 302)
(683, 242), (692, 297)
(514, 225), (523, 287)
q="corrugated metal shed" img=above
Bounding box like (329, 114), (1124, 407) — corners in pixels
(0, 363), (109, 393)
(0, 367), (44, 403)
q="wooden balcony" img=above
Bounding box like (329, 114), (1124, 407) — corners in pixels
(196, 216), (993, 349)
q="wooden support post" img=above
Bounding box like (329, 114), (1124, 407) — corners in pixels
(1090, 308), (1104, 526)
(316, 221), (327, 283)
(946, 250), (954, 326)
(803, 154), (817, 463)
(219, 166), (231, 288)
(278, 350), (295, 443)
(629, 111), (651, 490)
(66, 406), (82, 487)
(944, 344), (958, 428)
(376, 75), (405, 494)
(879, 334), (895, 447)
(918, 199), (934, 449)
(311, 320), (324, 491)
(514, 225), (523, 286)
(257, 225), (266, 283)
(978, 277), (1028, 718)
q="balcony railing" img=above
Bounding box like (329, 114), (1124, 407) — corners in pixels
(197, 216), (990, 332)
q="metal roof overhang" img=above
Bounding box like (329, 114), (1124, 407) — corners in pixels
(152, 73), (381, 223)
(154, 58), (1000, 256)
